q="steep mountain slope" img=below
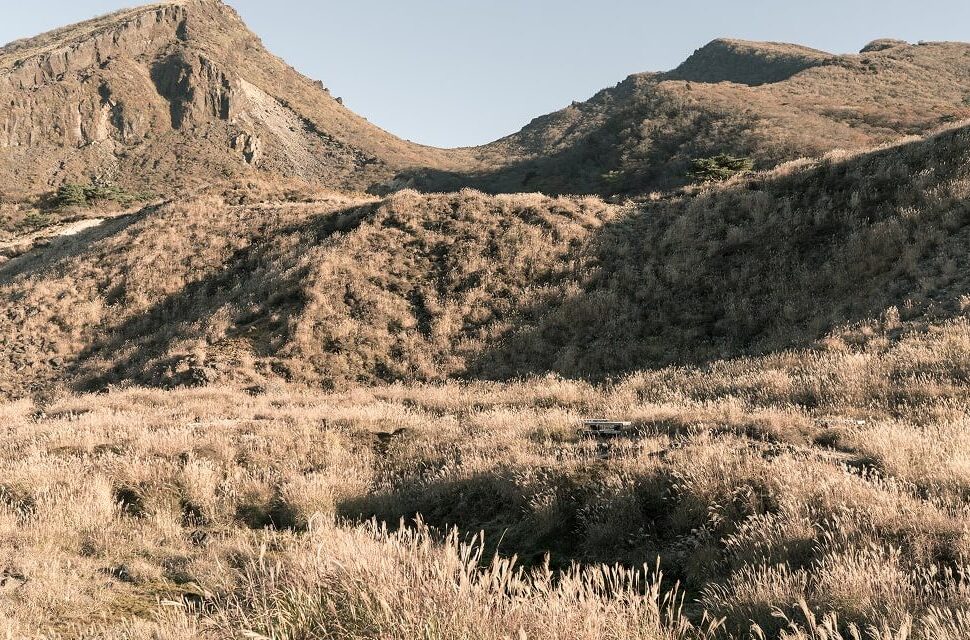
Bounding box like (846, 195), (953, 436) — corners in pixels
(4, 121), (970, 396)
(401, 38), (970, 195)
(0, 0), (469, 200)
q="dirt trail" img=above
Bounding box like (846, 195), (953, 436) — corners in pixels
(55, 217), (107, 237)
(0, 212), (123, 262)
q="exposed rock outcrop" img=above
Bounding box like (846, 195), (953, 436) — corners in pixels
(0, 0), (469, 198)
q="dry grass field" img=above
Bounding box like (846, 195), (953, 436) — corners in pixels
(5, 314), (970, 638)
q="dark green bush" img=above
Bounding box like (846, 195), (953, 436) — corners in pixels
(687, 154), (754, 182)
(53, 181), (152, 209)
(54, 184), (90, 208)
(22, 210), (51, 228)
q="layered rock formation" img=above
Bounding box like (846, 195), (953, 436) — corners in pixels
(0, 0), (468, 198)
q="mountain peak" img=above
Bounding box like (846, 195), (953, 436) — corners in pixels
(0, 1), (252, 83)
(0, 0), (465, 200)
(666, 38), (834, 85)
(860, 38), (910, 53)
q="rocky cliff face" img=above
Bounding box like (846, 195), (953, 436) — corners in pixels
(0, 0), (467, 198)
(1, 4), (183, 150)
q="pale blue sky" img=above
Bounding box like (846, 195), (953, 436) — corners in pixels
(3, 1), (970, 147)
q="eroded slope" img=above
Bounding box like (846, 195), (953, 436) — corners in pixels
(0, 0), (469, 199)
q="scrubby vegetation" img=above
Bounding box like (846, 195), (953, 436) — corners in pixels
(687, 154), (754, 182)
(6, 124), (970, 636)
(6, 319), (970, 638)
(6, 9), (970, 638)
(0, 182), (154, 251)
(6, 122), (970, 395)
(6, 154), (970, 635)
(0, 203), (52, 241)
(405, 39), (970, 195)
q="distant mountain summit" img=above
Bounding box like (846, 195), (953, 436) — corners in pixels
(0, 0), (466, 199)
(665, 38), (834, 85)
(403, 38), (970, 195)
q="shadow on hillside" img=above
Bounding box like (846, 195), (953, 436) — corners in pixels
(68, 201), (374, 391)
(337, 467), (677, 572)
(386, 137), (624, 198)
(466, 124), (970, 380)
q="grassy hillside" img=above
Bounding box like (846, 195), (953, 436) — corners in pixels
(400, 39), (970, 196)
(0, 185), (615, 396)
(4, 122), (970, 396)
(479, 123), (970, 377)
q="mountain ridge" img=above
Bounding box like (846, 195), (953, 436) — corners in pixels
(401, 37), (970, 195)
(5, 1), (970, 201)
